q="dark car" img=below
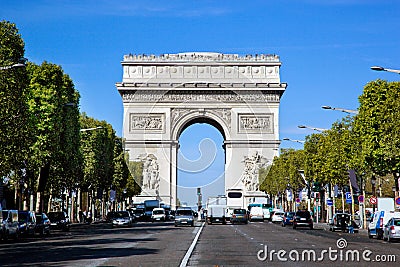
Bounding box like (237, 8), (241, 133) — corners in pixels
(230, 209), (248, 224)
(18, 210), (36, 237)
(293, 210), (313, 229)
(35, 213), (51, 236)
(329, 213), (359, 233)
(1, 210), (20, 241)
(48, 211), (70, 231)
(281, 212), (295, 227)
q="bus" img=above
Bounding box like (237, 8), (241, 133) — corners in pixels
(226, 189), (245, 220)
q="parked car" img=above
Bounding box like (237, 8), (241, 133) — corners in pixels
(383, 217), (400, 242)
(230, 209), (248, 224)
(174, 207), (195, 227)
(1, 210), (20, 241)
(151, 208), (166, 222)
(47, 211), (70, 231)
(18, 210), (36, 237)
(35, 213), (51, 236)
(112, 211), (133, 227)
(271, 210), (285, 223)
(249, 206), (264, 222)
(281, 212), (295, 227)
(293, 210), (313, 229)
(329, 213), (359, 233)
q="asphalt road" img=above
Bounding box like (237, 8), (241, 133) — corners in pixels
(0, 221), (399, 267)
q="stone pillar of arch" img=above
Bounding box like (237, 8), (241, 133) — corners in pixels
(116, 52), (287, 209)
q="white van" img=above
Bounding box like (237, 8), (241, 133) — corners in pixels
(249, 206), (264, 222)
(151, 208), (166, 222)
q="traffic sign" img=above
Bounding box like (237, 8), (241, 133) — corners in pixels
(370, 196), (377, 205)
(358, 195), (364, 203)
(326, 199), (333, 206)
(345, 192), (352, 204)
(295, 198), (300, 203)
(395, 197), (400, 206)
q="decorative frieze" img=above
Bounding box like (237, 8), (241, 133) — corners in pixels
(238, 114), (274, 133)
(122, 91), (280, 103)
(130, 113), (164, 132)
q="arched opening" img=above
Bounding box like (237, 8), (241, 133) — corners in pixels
(177, 121), (225, 208)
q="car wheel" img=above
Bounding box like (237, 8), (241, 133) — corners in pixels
(310, 225), (313, 230)
(368, 230), (373, 239)
(293, 225), (296, 229)
(387, 235), (391, 243)
(4, 231), (9, 241)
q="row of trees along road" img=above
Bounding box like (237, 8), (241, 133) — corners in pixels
(0, 20), (141, 215)
(260, 79), (400, 215)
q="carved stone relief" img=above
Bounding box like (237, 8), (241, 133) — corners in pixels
(242, 152), (270, 192)
(137, 154), (160, 193)
(130, 113), (164, 132)
(238, 114), (273, 133)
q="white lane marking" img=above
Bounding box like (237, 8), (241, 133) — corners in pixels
(180, 222), (205, 267)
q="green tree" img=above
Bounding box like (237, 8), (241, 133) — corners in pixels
(26, 61), (81, 210)
(0, 21), (30, 179)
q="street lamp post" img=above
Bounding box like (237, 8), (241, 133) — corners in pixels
(298, 125), (328, 132)
(282, 137), (305, 144)
(371, 176), (376, 213)
(322, 105), (359, 115)
(371, 66), (400, 74)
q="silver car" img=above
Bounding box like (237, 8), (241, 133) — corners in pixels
(383, 217), (400, 242)
(174, 208), (194, 227)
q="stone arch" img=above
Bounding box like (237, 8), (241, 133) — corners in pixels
(171, 109), (231, 141)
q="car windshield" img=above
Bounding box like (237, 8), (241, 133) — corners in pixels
(296, 211), (311, 218)
(18, 212), (28, 223)
(286, 212), (295, 217)
(233, 209), (246, 214)
(153, 210), (164, 215)
(48, 212), (65, 221)
(176, 210), (193, 216)
(114, 211), (129, 218)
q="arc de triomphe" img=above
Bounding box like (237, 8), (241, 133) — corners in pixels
(116, 52), (287, 208)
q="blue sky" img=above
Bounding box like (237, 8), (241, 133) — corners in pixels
(2, 0), (400, 206)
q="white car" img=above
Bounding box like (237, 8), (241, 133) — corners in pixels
(151, 208), (166, 222)
(249, 207), (264, 222)
(271, 211), (285, 223)
(383, 217), (400, 242)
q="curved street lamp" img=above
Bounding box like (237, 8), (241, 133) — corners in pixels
(322, 105), (359, 115)
(0, 63), (25, 70)
(80, 126), (103, 132)
(371, 66), (400, 74)
(282, 137), (304, 144)
(298, 125), (328, 132)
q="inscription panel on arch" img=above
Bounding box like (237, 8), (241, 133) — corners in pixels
(238, 113), (274, 133)
(129, 113), (165, 133)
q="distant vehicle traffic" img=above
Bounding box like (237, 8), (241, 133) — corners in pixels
(249, 206), (264, 222)
(230, 209), (248, 224)
(47, 211), (70, 231)
(151, 208), (166, 222)
(293, 210), (313, 229)
(35, 213), (51, 236)
(111, 211), (133, 227)
(174, 207), (195, 227)
(206, 196), (227, 224)
(271, 210), (284, 223)
(18, 210), (36, 237)
(281, 212), (295, 227)
(144, 199), (160, 220)
(383, 217), (400, 242)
